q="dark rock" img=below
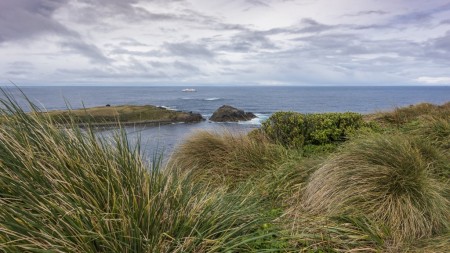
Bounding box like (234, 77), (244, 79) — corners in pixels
(210, 105), (256, 122)
(105, 104), (111, 107)
(173, 112), (205, 123)
(187, 112), (205, 122)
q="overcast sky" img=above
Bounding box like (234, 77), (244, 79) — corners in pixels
(1, 0), (450, 86)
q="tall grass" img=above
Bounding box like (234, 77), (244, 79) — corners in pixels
(369, 102), (450, 127)
(0, 92), (275, 252)
(170, 130), (287, 185)
(411, 116), (450, 151)
(302, 133), (450, 244)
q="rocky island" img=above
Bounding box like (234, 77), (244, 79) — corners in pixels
(209, 105), (256, 122)
(46, 105), (204, 127)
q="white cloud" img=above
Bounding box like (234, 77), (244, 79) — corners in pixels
(416, 76), (450, 84)
(1, 0), (450, 85)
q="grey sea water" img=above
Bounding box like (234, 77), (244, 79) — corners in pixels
(3, 86), (449, 156)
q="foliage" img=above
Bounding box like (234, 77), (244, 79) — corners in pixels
(302, 133), (450, 244)
(170, 130), (288, 185)
(0, 93), (277, 252)
(1, 89), (448, 252)
(368, 102), (450, 127)
(411, 116), (450, 151)
(261, 111), (365, 148)
(46, 105), (200, 125)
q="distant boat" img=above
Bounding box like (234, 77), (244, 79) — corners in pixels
(182, 88), (197, 92)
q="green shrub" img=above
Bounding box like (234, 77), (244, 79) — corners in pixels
(261, 111), (365, 148)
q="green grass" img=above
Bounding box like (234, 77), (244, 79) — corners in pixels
(0, 94), (278, 252)
(1, 90), (449, 252)
(45, 104), (202, 125)
(366, 102), (450, 127)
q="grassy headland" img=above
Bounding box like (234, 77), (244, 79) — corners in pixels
(45, 104), (204, 127)
(0, 94), (449, 252)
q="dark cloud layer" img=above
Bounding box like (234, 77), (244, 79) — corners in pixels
(0, 0), (72, 42)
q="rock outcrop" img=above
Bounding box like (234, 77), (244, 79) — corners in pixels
(176, 111), (205, 123)
(210, 105), (256, 122)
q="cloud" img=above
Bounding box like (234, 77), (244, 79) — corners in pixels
(55, 67), (167, 80)
(68, 0), (185, 24)
(390, 2), (450, 26)
(432, 31), (450, 52)
(264, 18), (335, 35)
(0, 0), (74, 42)
(344, 10), (388, 17)
(244, 0), (270, 8)
(1, 0), (450, 85)
(416, 76), (450, 84)
(164, 42), (215, 59)
(4, 61), (35, 78)
(60, 40), (111, 64)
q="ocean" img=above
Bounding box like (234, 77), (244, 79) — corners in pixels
(2, 86), (449, 156)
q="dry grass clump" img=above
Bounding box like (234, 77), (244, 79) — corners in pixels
(0, 94), (274, 252)
(412, 116), (450, 151)
(368, 102), (450, 126)
(283, 214), (388, 252)
(170, 130), (287, 184)
(302, 133), (449, 244)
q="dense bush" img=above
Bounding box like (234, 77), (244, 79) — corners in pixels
(261, 111), (365, 148)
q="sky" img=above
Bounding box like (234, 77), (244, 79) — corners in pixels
(1, 0), (450, 86)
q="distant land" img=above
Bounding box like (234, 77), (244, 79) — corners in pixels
(45, 105), (204, 127)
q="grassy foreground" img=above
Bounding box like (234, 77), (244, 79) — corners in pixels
(1, 94), (449, 252)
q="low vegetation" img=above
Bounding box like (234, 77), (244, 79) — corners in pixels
(46, 104), (203, 126)
(261, 111), (366, 148)
(302, 133), (449, 243)
(170, 130), (288, 185)
(0, 96), (277, 252)
(1, 91), (449, 252)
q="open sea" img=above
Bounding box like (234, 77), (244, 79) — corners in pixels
(2, 86), (449, 157)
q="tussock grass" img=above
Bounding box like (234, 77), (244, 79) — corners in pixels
(0, 93), (275, 252)
(283, 214), (388, 252)
(302, 133), (450, 244)
(2, 90), (448, 252)
(412, 116), (450, 151)
(170, 130), (287, 185)
(368, 102), (450, 126)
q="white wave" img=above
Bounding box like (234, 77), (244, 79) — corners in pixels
(204, 97), (221, 101)
(238, 113), (270, 125)
(158, 105), (177, 111)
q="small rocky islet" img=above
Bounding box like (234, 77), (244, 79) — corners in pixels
(44, 104), (256, 127)
(45, 104), (204, 127)
(209, 105), (256, 122)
